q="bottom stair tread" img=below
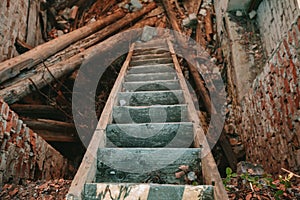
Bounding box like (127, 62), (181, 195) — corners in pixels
(84, 183), (214, 200)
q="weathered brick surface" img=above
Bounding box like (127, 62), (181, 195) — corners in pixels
(257, 0), (300, 56)
(0, 0), (43, 62)
(240, 16), (300, 175)
(0, 99), (72, 185)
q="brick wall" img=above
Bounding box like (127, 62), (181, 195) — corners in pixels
(257, 0), (300, 56)
(240, 16), (300, 175)
(0, 0), (44, 62)
(0, 99), (73, 185)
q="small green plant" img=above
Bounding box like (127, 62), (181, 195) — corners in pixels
(223, 167), (237, 190)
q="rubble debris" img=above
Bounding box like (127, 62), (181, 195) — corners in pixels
(141, 26), (157, 41)
(236, 10), (243, 17)
(0, 179), (72, 200)
(248, 10), (257, 19)
(237, 161), (264, 176)
(199, 9), (207, 16)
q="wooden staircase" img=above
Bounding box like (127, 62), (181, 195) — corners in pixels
(67, 39), (228, 200)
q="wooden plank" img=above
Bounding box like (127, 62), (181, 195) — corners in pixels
(106, 122), (194, 147)
(125, 72), (177, 82)
(123, 80), (180, 91)
(84, 183), (213, 200)
(117, 90), (185, 106)
(66, 44), (136, 200)
(112, 105), (188, 123)
(167, 40), (228, 200)
(96, 148), (201, 184)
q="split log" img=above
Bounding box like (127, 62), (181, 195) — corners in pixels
(10, 104), (67, 121)
(205, 9), (213, 42)
(0, 30), (142, 104)
(162, 0), (237, 171)
(23, 119), (77, 142)
(0, 10), (126, 84)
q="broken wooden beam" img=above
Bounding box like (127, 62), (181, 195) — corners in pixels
(0, 29), (142, 104)
(0, 10), (126, 84)
(23, 119), (77, 142)
(10, 104), (67, 121)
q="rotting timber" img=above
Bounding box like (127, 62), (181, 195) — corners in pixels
(67, 37), (228, 199)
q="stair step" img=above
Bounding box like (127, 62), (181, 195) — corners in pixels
(133, 49), (169, 56)
(125, 72), (177, 82)
(117, 90), (185, 106)
(127, 64), (174, 74)
(84, 183), (214, 200)
(112, 105), (188, 123)
(106, 122), (193, 147)
(96, 148), (201, 184)
(130, 58), (173, 66)
(123, 80), (180, 92)
(131, 52), (171, 61)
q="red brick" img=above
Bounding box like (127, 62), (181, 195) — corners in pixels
(292, 26), (300, 48)
(297, 16), (300, 31)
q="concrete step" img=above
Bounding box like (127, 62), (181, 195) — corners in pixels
(95, 148), (201, 184)
(112, 105), (189, 123)
(131, 52), (171, 61)
(130, 57), (173, 66)
(135, 39), (168, 49)
(123, 80), (181, 92)
(125, 72), (177, 82)
(84, 183), (213, 200)
(127, 64), (174, 74)
(117, 90), (185, 106)
(133, 49), (169, 56)
(106, 122), (194, 147)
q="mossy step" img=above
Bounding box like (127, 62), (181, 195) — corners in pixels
(117, 90), (184, 106)
(125, 72), (177, 82)
(123, 80), (180, 92)
(127, 64), (174, 74)
(106, 122), (194, 147)
(112, 104), (188, 123)
(96, 148), (201, 184)
(131, 52), (171, 61)
(130, 57), (173, 66)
